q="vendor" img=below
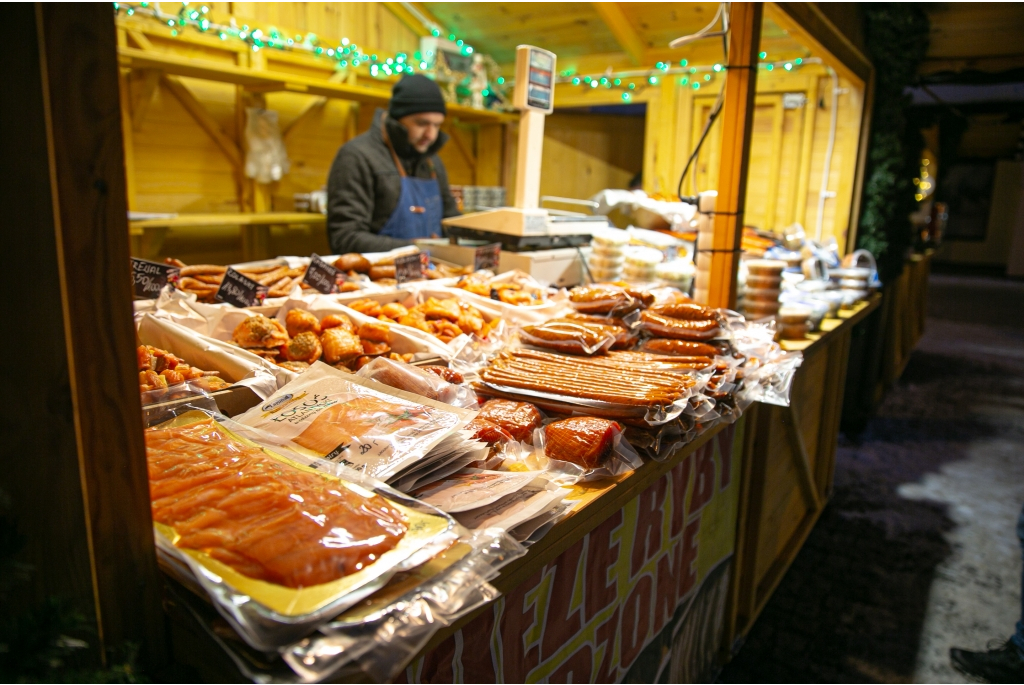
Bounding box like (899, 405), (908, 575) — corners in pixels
(326, 74), (460, 253)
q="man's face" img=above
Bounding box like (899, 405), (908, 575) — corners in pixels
(398, 112), (445, 153)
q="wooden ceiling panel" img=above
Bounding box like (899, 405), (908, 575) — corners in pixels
(617, 2), (723, 50)
(425, 2), (620, 63)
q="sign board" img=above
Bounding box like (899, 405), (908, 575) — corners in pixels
(215, 267), (268, 307)
(395, 253), (428, 284)
(514, 45), (556, 114)
(131, 257), (179, 299)
(473, 243), (502, 272)
(303, 253), (342, 294)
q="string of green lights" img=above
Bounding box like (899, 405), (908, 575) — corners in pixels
(112, 2), (476, 80)
(556, 55), (817, 103)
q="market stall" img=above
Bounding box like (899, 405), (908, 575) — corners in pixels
(10, 3), (884, 683)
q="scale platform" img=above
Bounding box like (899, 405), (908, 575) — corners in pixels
(442, 207), (608, 251)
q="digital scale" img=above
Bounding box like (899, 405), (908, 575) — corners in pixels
(438, 45), (610, 285)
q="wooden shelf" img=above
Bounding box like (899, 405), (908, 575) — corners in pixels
(128, 212), (326, 262)
(117, 46), (515, 124)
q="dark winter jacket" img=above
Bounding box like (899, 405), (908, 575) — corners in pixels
(326, 109), (460, 253)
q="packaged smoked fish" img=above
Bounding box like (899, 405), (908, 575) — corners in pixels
(145, 408), (462, 652)
(531, 415), (644, 481)
(283, 528), (526, 683)
(233, 362), (487, 490)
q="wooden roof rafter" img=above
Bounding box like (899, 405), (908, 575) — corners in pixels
(590, 2), (647, 66)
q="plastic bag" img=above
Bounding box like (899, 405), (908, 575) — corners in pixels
(518, 319), (620, 355)
(283, 528), (525, 683)
(567, 283), (653, 315)
(233, 362), (483, 486)
(532, 416), (644, 481)
(478, 348), (698, 426)
(146, 408), (460, 652)
(355, 357), (477, 409)
(245, 108), (290, 183)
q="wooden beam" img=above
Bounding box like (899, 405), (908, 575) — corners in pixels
(160, 75), (243, 169)
(590, 2), (646, 66)
(769, 2), (871, 86)
(281, 71), (348, 138)
(846, 68), (875, 254)
(708, 2), (763, 310)
(35, 1), (165, 666)
(130, 69), (160, 132)
(383, 2), (432, 38)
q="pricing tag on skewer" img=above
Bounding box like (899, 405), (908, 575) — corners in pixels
(303, 253), (343, 294)
(216, 267), (269, 307)
(131, 258), (180, 299)
(395, 253), (428, 284)
(473, 243), (502, 272)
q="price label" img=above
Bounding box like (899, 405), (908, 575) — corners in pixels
(303, 253), (342, 294)
(215, 267), (269, 307)
(395, 253), (428, 284)
(131, 258), (179, 299)
(473, 243), (502, 272)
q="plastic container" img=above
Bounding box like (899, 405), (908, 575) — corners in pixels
(591, 226), (631, 249)
(743, 300), (781, 318)
(746, 274), (782, 290)
(779, 322), (810, 339)
(745, 287), (781, 304)
(745, 259), (787, 277)
(588, 253), (625, 270)
(777, 304), (812, 324)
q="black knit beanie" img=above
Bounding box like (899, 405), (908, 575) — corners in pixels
(389, 74), (447, 119)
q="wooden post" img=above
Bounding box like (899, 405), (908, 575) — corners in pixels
(513, 109), (545, 209)
(708, 3), (762, 310)
(23, 1), (165, 669)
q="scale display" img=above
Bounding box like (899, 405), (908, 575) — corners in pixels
(514, 45), (556, 114)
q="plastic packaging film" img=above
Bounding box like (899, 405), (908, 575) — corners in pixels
(144, 408), (461, 652)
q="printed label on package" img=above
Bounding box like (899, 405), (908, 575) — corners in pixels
(131, 258), (179, 299)
(473, 243), (502, 272)
(303, 253), (342, 294)
(395, 253), (428, 284)
(216, 267), (268, 307)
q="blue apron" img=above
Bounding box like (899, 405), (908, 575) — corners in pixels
(378, 117), (444, 240)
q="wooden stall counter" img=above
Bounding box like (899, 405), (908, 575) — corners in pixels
(727, 293), (881, 650)
(165, 415), (750, 683)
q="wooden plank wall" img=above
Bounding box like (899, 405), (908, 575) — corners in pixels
(120, 2), (497, 264)
(539, 112), (645, 201)
(665, 67), (864, 252)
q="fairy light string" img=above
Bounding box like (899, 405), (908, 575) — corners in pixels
(559, 54), (816, 102)
(112, 1), (508, 99)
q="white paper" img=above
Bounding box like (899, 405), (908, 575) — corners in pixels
(453, 479), (569, 532)
(410, 469), (539, 513)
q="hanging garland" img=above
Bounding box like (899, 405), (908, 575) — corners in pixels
(112, 2), (511, 108)
(555, 53), (816, 102)
(856, 4), (930, 281)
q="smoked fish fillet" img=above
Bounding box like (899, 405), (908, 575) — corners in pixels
(146, 418), (407, 588)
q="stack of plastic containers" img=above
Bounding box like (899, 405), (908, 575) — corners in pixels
(587, 227), (630, 282)
(742, 259), (786, 320)
(623, 246), (664, 283)
(692, 191), (716, 304)
(777, 304), (812, 340)
(655, 259), (696, 293)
